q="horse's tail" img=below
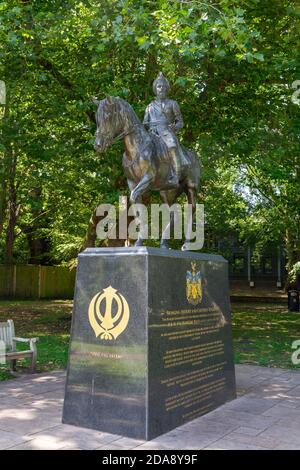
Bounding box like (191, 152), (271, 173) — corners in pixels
(185, 149), (201, 190)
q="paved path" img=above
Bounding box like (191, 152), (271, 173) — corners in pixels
(1, 364), (300, 450)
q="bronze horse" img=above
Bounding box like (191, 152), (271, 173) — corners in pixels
(94, 96), (200, 250)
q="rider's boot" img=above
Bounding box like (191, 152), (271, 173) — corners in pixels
(167, 149), (181, 187)
(168, 173), (179, 186)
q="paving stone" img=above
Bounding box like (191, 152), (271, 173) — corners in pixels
(235, 377), (266, 394)
(274, 442), (300, 450)
(0, 384), (64, 401)
(8, 437), (66, 450)
(224, 396), (278, 415)
(207, 409), (280, 430)
(1, 365), (300, 450)
(97, 443), (135, 450)
(236, 365), (284, 377)
(235, 365), (265, 375)
(247, 382), (295, 397)
(18, 397), (64, 415)
(135, 442), (178, 450)
(159, 428), (189, 438)
(234, 426), (262, 436)
(262, 404), (300, 419)
(26, 424), (121, 450)
(177, 419), (239, 437)
(271, 375), (300, 386)
(0, 402), (62, 418)
(114, 437), (145, 448)
(223, 431), (279, 449)
(0, 373), (65, 391)
(0, 390), (38, 401)
(275, 416), (300, 430)
(146, 433), (221, 450)
(0, 408), (61, 435)
(0, 396), (24, 408)
(0, 430), (32, 450)
(284, 385), (300, 397)
(203, 439), (268, 450)
(199, 415), (251, 430)
(259, 425), (300, 445)
(255, 367), (286, 380)
(277, 400), (300, 409)
(8, 391), (64, 406)
(0, 404), (61, 422)
(104, 437), (145, 449)
(60, 446), (82, 450)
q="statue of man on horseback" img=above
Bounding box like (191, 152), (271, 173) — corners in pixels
(93, 73), (200, 250)
(143, 72), (189, 187)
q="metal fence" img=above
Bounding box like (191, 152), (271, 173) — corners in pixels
(0, 265), (76, 299)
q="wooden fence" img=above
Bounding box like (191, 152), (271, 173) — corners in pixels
(0, 265), (76, 299)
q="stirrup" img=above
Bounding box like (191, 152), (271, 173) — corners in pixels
(169, 170), (180, 182)
(167, 178), (179, 187)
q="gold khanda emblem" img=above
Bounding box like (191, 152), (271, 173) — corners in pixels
(88, 286), (130, 340)
(186, 261), (202, 305)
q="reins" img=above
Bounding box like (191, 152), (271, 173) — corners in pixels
(95, 123), (139, 144)
(112, 123), (140, 142)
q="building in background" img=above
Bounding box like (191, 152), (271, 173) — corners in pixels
(205, 232), (286, 289)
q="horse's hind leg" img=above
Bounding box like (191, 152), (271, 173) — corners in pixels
(182, 186), (197, 251)
(160, 188), (183, 249)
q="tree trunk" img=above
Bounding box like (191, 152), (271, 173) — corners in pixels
(4, 149), (18, 264)
(80, 208), (100, 251)
(0, 177), (7, 235)
(81, 198), (136, 252)
(27, 236), (50, 265)
(21, 187), (51, 264)
(284, 226), (300, 291)
(0, 92), (9, 236)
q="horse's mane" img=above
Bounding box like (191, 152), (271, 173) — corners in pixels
(96, 97), (141, 128)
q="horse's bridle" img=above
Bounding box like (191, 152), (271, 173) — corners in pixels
(95, 123), (139, 145)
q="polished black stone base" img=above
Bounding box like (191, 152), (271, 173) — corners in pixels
(63, 248), (236, 440)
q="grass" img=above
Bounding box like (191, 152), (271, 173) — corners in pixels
(0, 299), (299, 381)
(232, 302), (300, 369)
(0, 300), (72, 380)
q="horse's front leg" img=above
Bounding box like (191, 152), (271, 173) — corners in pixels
(130, 171), (154, 247)
(130, 171), (154, 204)
(159, 188), (183, 249)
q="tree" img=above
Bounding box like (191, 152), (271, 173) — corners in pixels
(0, 0), (299, 283)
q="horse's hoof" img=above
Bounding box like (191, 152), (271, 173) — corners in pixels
(135, 240), (144, 247)
(181, 243), (189, 251)
(130, 191), (136, 204)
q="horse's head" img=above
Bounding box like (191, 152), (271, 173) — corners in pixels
(94, 96), (123, 153)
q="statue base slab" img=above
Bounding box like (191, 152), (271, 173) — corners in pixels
(62, 247), (236, 440)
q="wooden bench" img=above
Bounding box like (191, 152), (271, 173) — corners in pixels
(0, 320), (38, 372)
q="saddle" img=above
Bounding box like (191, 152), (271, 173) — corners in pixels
(150, 133), (191, 168)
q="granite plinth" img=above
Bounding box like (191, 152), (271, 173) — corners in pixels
(63, 247), (236, 440)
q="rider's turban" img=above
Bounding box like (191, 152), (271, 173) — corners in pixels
(153, 72), (170, 95)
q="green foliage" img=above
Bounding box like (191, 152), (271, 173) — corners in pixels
(290, 261), (300, 283)
(0, 1), (299, 271)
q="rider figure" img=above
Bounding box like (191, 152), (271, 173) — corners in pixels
(143, 72), (184, 187)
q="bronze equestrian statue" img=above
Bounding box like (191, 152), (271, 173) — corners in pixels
(94, 73), (200, 250)
(143, 73), (190, 187)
